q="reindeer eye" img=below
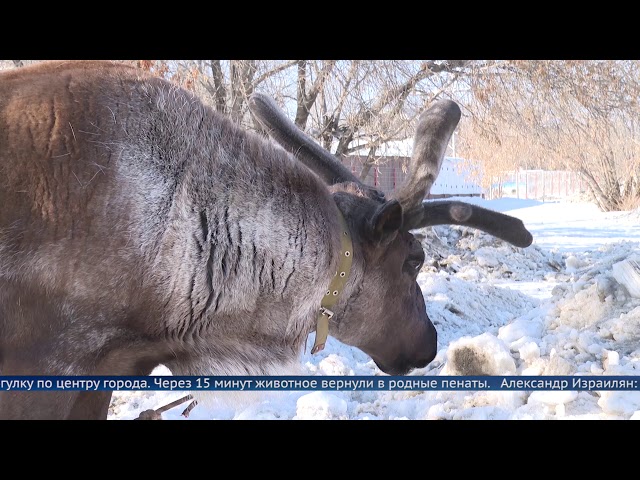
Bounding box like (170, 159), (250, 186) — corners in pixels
(405, 258), (423, 273)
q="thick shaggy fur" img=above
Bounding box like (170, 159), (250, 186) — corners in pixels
(0, 61), (349, 418)
(0, 61), (454, 419)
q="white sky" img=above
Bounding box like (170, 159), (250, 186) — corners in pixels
(109, 197), (640, 420)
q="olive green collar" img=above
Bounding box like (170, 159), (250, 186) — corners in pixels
(311, 209), (353, 354)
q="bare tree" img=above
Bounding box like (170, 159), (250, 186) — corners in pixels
(308, 61), (476, 181)
(141, 60), (485, 181)
(174, 60), (299, 124)
(459, 60), (640, 211)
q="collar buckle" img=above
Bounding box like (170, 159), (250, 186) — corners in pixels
(319, 307), (334, 319)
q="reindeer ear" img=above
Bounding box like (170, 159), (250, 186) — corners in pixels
(367, 200), (403, 246)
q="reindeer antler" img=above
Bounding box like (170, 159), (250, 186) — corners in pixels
(248, 93), (385, 202)
(391, 100), (461, 220)
(249, 93), (533, 248)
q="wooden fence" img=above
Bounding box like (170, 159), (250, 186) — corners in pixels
(342, 155), (484, 199)
(487, 170), (586, 200)
(341, 157), (584, 201)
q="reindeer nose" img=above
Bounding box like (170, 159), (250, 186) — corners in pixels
(415, 321), (438, 369)
(416, 345), (437, 369)
(374, 328), (437, 375)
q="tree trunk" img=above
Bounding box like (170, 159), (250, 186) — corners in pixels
(230, 61), (256, 123)
(580, 166), (617, 212)
(358, 147), (379, 182)
(209, 60), (227, 114)
(295, 60), (336, 131)
(359, 162), (373, 182)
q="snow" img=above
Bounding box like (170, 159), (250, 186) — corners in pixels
(108, 198), (640, 420)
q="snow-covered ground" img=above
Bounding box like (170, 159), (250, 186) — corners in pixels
(108, 197), (640, 420)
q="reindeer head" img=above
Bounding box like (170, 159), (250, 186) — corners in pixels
(249, 94), (532, 375)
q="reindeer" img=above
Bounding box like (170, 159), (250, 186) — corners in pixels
(0, 60), (532, 419)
